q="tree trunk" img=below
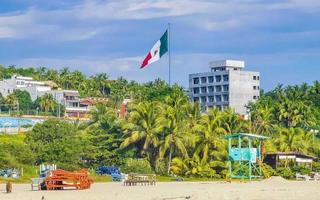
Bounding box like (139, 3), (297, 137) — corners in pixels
(167, 145), (173, 174)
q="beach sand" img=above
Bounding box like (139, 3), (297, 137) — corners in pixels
(1, 178), (319, 200)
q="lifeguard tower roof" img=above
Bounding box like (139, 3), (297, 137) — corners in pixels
(225, 133), (268, 140)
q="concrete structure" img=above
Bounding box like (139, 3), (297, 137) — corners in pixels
(0, 75), (89, 117)
(189, 60), (260, 116)
(0, 75), (51, 100)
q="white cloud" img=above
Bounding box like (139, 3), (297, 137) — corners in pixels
(76, 0), (212, 20)
(270, 0), (320, 12)
(17, 56), (142, 74)
(0, 0), (319, 40)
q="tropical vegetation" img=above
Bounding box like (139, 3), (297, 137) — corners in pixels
(0, 65), (320, 180)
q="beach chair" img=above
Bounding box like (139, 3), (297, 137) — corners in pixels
(31, 178), (45, 191)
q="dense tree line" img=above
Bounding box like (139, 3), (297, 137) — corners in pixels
(0, 64), (320, 178)
(0, 65), (174, 102)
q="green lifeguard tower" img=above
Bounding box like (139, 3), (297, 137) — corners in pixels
(225, 133), (268, 180)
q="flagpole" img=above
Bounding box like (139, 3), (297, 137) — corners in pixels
(168, 23), (171, 86)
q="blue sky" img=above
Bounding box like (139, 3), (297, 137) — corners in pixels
(0, 0), (319, 91)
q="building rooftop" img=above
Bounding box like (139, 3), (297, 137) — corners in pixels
(209, 59), (245, 69)
(265, 152), (317, 160)
(225, 133), (269, 140)
(14, 75), (33, 80)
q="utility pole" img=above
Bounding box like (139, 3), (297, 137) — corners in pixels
(168, 23), (171, 86)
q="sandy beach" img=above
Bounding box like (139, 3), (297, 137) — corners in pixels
(1, 178), (320, 200)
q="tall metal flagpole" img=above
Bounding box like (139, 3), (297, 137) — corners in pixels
(168, 23), (171, 86)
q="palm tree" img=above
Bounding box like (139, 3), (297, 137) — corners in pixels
(251, 105), (274, 136)
(193, 108), (227, 164)
(159, 104), (190, 174)
(158, 86), (191, 174)
(93, 73), (111, 96)
(59, 67), (72, 89)
(36, 66), (47, 80)
(185, 102), (201, 130)
(120, 102), (164, 169)
(273, 127), (311, 153)
(39, 94), (56, 112)
(5, 94), (18, 113)
(221, 108), (246, 134)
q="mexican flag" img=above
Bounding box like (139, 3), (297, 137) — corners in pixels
(141, 30), (168, 69)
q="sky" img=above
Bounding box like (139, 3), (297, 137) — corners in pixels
(0, 0), (320, 91)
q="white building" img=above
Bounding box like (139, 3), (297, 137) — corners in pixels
(0, 75), (51, 100)
(189, 60), (260, 116)
(0, 75), (88, 117)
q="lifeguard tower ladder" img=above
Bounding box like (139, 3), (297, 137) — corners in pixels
(225, 133), (268, 180)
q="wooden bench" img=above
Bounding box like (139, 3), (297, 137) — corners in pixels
(123, 174), (156, 186)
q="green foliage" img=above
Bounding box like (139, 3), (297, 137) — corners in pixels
(121, 101), (164, 170)
(0, 134), (35, 168)
(0, 66), (320, 180)
(25, 119), (84, 170)
(291, 165), (312, 175)
(260, 163), (276, 178)
(81, 104), (123, 167)
(121, 158), (153, 174)
(12, 90), (33, 112)
(276, 167), (294, 179)
(248, 83), (319, 131)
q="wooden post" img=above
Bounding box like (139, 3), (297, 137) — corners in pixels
(248, 137), (252, 181)
(228, 138), (232, 178)
(6, 181), (12, 193)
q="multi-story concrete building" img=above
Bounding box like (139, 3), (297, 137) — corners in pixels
(189, 60), (260, 116)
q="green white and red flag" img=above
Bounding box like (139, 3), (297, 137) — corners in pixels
(140, 30), (168, 69)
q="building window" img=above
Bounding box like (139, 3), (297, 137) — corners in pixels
(216, 105), (222, 110)
(223, 94), (229, 102)
(208, 86), (214, 93)
(201, 77), (207, 84)
(257, 76), (260, 80)
(253, 95), (257, 100)
(193, 97), (199, 102)
(253, 86), (257, 90)
(208, 96), (214, 102)
(201, 87), (207, 93)
(215, 95), (221, 102)
(223, 75), (229, 82)
(201, 96), (207, 103)
(223, 85), (229, 92)
(215, 75), (222, 82)
(215, 85), (222, 92)
(193, 78), (199, 84)
(253, 76), (257, 80)
(193, 88), (199, 94)
(208, 76), (214, 83)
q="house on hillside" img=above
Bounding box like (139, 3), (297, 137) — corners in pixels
(0, 75), (89, 118)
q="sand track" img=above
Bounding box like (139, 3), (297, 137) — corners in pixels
(0, 181), (319, 200)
